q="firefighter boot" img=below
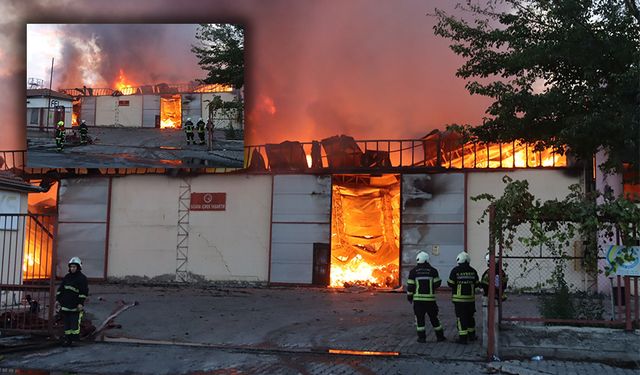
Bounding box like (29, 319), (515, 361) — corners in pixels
(436, 330), (446, 342)
(417, 331), (426, 343)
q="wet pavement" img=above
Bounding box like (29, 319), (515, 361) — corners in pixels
(0, 284), (637, 374)
(26, 128), (244, 168)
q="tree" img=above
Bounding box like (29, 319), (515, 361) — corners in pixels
(433, 0), (640, 172)
(192, 24), (244, 89)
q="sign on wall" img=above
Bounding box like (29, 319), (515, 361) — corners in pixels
(190, 193), (226, 211)
(607, 245), (640, 277)
(0, 191), (21, 230)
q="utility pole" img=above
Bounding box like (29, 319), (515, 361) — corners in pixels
(45, 58), (54, 132)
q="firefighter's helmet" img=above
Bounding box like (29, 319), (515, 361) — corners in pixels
(81, 120), (86, 124)
(187, 117), (192, 122)
(57, 121), (64, 127)
(456, 252), (470, 264)
(68, 257), (82, 270)
(485, 253), (491, 264)
(199, 117), (203, 122)
(416, 251), (429, 264)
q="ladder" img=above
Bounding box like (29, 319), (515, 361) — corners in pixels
(175, 178), (191, 282)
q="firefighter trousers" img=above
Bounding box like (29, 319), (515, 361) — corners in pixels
(413, 301), (443, 338)
(61, 310), (83, 341)
(453, 301), (476, 338)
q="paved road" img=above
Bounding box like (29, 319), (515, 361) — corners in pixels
(26, 128), (244, 168)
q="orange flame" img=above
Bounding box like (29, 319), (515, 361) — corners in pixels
(160, 119), (177, 129)
(115, 69), (136, 94)
(330, 254), (394, 287)
(160, 95), (181, 129)
(72, 112), (78, 127)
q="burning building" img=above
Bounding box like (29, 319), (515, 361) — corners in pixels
(6, 130), (592, 292)
(60, 82), (241, 130)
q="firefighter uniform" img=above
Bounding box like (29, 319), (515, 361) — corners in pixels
(447, 252), (479, 344)
(196, 118), (206, 145)
(56, 257), (88, 347)
(480, 262), (508, 301)
(55, 121), (65, 152)
(407, 252), (445, 343)
(184, 118), (195, 145)
(79, 120), (89, 145)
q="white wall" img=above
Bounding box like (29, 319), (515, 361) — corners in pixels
(0, 190), (28, 307)
(107, 174), (272, 281)
(95, 96), (143, 127)
(466, 170), (584, 289)
(26, 97), (72, 109)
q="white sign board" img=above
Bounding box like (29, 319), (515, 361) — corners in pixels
(607, 246), (640, 277)
(0, 191), (21, 230)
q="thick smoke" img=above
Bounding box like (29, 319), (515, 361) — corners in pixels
(8, 0), (494, 151)
(53, 24), (202, 89)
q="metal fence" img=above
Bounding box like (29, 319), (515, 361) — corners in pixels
(0, 214), (57, 335)
(483, 207), (639, 359)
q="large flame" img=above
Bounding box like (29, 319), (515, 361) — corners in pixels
(160, 95), (182, 129)
(330, 254), (398, 288)
(114, 69), (136, 94)
(330, 176), (400, 288)
(23, 182), (58, 280)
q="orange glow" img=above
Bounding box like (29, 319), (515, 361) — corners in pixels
(328, 349), (400, 356)
(330, 176), (400, 288)
(259, 95), (276, 115)
(193, 84), (233, 93)
(72, 112), (78, 127)
(160, 95), (181, 129)
(306, 154), (313, 168)
(23, 182), (58, 280)
(442, 141), (567, 168)
(114, 69), (136, 95)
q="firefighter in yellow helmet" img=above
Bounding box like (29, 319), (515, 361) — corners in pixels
(407, 251), (446, 343)
(447, 251), (479, 344)
(55, 121), (65, 152)
(56, 257), (88, 347)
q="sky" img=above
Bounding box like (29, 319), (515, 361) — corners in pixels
(2, 0), (492, 149)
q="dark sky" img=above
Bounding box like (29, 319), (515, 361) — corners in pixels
(2, 0), (492, 149)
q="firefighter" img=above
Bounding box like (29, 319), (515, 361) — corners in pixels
(480, 253), (508, 301)
(56, 257), (88, 347)
(55, 121), (65, 152)
(184, 117), (195, 145)
(206, 118), (215, 150)
(407, 251), (446, 343)
(79, 120), (89, 145)
(196, 117), (206, 145)
(447, 251), (479, 344)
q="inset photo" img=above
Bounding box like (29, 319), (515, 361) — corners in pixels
(26, 23), (244, 168)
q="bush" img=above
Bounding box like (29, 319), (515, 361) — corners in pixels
(539, 281), (575, 320)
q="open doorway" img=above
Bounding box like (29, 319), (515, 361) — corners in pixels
(160, 95), (181, 129)
(330, 174), (400, 288)
(24, 181), (58, 280)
